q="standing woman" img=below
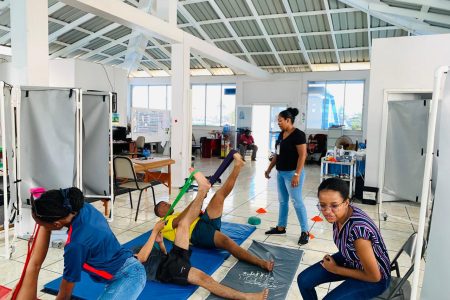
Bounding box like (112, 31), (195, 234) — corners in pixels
(20, 187), (146, 300)
(298, 178), (390, 299)
(264, 107), (309, 245)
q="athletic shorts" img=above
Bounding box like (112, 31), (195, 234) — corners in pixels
(156, 245), (192, 285)
(190, 210), (222, 248)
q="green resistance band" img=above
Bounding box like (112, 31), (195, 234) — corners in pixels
(163, 170), (199, 220)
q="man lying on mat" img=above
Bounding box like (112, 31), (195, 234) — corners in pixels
(8, 187), (145, 300)
(135, 169), (269, 300)
(154, 153), (274, 272)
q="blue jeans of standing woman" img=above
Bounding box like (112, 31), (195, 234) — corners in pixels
(298, 253), (390, 300)
(98, 256), (146, 300)
(277, 170), (308, 231)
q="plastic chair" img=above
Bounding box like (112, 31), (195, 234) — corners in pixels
(375, 233), (426, 300)
(113, 156), (160, 221)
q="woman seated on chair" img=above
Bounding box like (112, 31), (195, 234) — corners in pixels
(298, 178), (390, 299)
(9, 187), (146, 300)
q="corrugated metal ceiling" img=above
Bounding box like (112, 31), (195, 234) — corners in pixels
(0, 0), (448, 75)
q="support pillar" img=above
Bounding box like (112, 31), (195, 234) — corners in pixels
(171, 42), (192, 187)
(10, 0), (49, 86)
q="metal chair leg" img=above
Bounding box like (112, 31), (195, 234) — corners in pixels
(128, 190), (133, 208)
(150, 186), (156, 206)
(135, 190), (144, 221)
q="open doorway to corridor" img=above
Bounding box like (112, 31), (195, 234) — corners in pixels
(236, 104), (287, 160)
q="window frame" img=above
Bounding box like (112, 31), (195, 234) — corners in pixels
(306, 80), (364, 131)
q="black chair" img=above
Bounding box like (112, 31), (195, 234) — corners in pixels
(375, 233), (427, 300)
(192, 134), (201, 156)
(113, 156), (160, 221)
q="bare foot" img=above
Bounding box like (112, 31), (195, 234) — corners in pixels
(189, 168), (211, 191)
(245, 289), (269, 300)
(233, 152), (245, 167)
(261, 260), (274, 272)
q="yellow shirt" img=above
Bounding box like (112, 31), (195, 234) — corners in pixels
(161, 212), (200, 242)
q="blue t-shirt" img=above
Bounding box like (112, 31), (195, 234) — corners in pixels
(333, 206), (391, 279)
(63, 203), (133, 283)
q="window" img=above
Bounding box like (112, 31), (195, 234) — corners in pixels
(131, 85), (170, 110)
(191, 84), (236, 126)
(306, 80), (364, 130)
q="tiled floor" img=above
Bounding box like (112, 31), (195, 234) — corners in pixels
(0, 156), (425, 299)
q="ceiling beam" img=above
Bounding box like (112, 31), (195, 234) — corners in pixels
(59, 0), (270, 79)
(281, 0), (312, 70)
(205, 0), (257, 65)
(323, 0), (341, 69)
(177, 7), (360, 27)
(244, 0), (286, 71)
(49, 13), (96, 43)
(394, 0), (450, 11)
(339, 0), (449, 35)
(369, 2), (450, 26)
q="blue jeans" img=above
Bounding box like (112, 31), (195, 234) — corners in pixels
(98, 256), (146, 300)
(298, 253), (390, 300)
(277, 170), (308, 231)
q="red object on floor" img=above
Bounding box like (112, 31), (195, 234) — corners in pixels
(256, 208), (267, 214)
(0, 286), (11, 299)
(309, 233), (315, 239)
(311, 215), (323, 222)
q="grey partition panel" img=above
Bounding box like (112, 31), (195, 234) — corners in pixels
(82, 93), (110, 196)
(421, 75), (450, 299)
(383, 100), (429, 201)
(19, 89), (77, 203)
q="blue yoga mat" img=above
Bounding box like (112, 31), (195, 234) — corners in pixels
(43, 222), (255, 300)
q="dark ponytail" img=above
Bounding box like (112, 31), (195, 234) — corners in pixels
(34, 187), (84, 222)
(279, 107), (299, 123)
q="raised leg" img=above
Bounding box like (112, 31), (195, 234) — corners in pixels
(206, 153), (245, 219)
(174, 170), (211, 250)
(214, 231), (274, 271)
(188, 267), (269, 300)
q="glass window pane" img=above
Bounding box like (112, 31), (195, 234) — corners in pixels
(148, 85), (167, 110)
(221, 84), (236, 126)
(325, 81), (345, 128)
(192, 85), (206, 125)
(306, 82), (326, 129)
(343, 81), (364, 130)
(205, 85), (221, 126)
(132, 86), (148, 108)
(167, 86), (172, 110)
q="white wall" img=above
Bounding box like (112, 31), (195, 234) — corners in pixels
(129, 70), (369, 146)
(365, 33), (450, 188)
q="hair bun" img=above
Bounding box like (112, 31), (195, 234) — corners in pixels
(68, 187), (84, 212)
(287, 107), (299, 117)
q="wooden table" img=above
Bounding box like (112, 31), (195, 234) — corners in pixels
(132, 157), (175, 195)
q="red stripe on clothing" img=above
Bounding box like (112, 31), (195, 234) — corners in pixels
(82, 263), (113, 280)
(65, 225), (73, 246)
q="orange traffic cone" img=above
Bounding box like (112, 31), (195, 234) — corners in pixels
(256, 208), (267, 214)
(311, 215), (323, 222)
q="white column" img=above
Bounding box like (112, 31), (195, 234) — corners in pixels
(171, 42), (192, 187)
(154, 0), (177, 25)
(10, 0), (49, 86)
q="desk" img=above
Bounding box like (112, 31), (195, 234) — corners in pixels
(132, 157), (175, 195)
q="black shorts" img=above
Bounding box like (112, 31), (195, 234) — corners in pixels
(156, 245), (192, 285)
(191, 210), (222, 248)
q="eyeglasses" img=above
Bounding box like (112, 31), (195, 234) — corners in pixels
(316, 201), (345, 212)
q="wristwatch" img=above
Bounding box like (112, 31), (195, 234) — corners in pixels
(294, 172), (299, 176)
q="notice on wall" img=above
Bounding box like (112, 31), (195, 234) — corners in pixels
(131, 107), (170, 143)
